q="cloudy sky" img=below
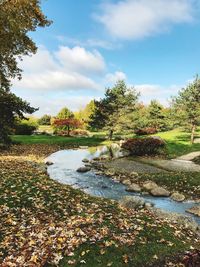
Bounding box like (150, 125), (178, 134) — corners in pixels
(12, 0), (200, 116)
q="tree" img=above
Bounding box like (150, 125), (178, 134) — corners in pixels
(74, 100), (96, 129)
(0, 89), (37, 145)
(0, 0), (51, 90)
(53, 118), (82, 136)
(57, 107), (74, 120)
(0, 0), (51, 146)
(172, 76), (200, 143)
(147, 100), (166, 130)
(90, 80), (139, 139)
(38, 114), (51, 125)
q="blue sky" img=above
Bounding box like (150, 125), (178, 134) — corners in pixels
(13, 0), (200, 116)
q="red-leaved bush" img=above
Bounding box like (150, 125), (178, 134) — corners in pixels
(134, 127), (157, 135)
(122, 137), (165, 156)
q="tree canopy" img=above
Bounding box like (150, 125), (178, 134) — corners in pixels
(0, 89), (37, 145)
(57, 107), (74, 120)
(0, 0), (51, 146)
(172, 76), (200, 143)
(90, 80), (139, 139)
(0, 0), (51, 90)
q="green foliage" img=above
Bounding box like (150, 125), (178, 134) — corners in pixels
(90, 80), (139, 138)
(0, 0), (51, 90)
(0, 89), (37, 146)
(38, 114), (51, 125)
(0, 0), (50, 146)
(14, 120), (38, 135)
(122, 137), (166, 156)
(74, 100), (96, 129)
(57, 107), (74, 119)
(172, 75), (200, 143)
(147, 100), (166, 130)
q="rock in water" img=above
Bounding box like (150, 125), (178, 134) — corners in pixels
(126, 183), (141, 193)
(122, 179), (132, 186)
(150, 187), (170, 197)
(171, 192), (185, 202)
(82, 158), (89, 163)
(119, 196), (145, 209)
(142, 181), (158, 191)
(187, 206), (200, 217)
(45, 161), (53, 166)
(76, 166), (91, 173)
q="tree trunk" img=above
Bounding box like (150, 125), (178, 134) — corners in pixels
(67, 126), (70, 136)
(109, 129), (113, 140)
(191, 124), (196, 144)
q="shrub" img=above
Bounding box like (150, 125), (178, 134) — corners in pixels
(122, 137), (165, 156)
(14, 122), (37, 135)
(134, 127), (157, 135)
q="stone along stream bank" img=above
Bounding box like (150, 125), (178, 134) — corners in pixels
(46, 146), (200, 229)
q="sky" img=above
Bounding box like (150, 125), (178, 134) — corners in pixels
(12, 0), (200, 117)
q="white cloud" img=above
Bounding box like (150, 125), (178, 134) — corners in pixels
(13, 46), (105, 92)
(105, 71), (127, 84)
(55, 46), (106, 74)
(21, 95), (98, 117)
(95, 0), (196, 40)
(135, 83), (181, 105)
(56, 36), (118, 50)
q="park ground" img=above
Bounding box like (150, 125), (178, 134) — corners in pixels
(0, 128), (200, 266)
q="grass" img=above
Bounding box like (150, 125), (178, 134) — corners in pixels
(0, 144), (199, 266)
(12, 134), (110, 147)
(11, 127), (200, 158)
(154, 128), (200, 158)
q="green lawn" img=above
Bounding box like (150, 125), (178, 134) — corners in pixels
(12, 134), (110, 147)
(155, 128), (200, 158)
(12, 127), (200, 158)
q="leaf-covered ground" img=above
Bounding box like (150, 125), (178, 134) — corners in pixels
(0, 144), (199, 266)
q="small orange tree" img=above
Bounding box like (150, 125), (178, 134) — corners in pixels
(53, 118), (83, 136)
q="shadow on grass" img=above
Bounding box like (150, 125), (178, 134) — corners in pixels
(11, 135), (109, 147)
(166, 140), (200, 158)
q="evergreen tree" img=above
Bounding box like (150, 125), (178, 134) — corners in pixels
(172, 76), (200, 143)
(90, 80), (139, 139)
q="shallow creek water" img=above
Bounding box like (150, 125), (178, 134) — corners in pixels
(46, 146), (200, 224)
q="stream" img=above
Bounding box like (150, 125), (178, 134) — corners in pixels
(46, 146), (200, 224)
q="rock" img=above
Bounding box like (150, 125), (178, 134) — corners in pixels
(126, 183), (141, 193)
(150, 187), (170, 197)
(93, 157), (100, 161)
(82, 158), (89, 163)
(119, 140), (125, 147)
(130, 172), (139, 178)
(45, 161), (53, 166)
(79, 146), (88, 149)
(118, 149), (130, 157)
(144, 202), (154, 209)
(100, 155), (110, 160)
(101, 185), (109, 189)
(142, 181), (158, 191)
(187, 205), (200, 217)
(76, 166), (91, 173)
(119, 196), (145, 209)
(84, 163), (92, 167)
(122, 179), (132, 186)
(111, 143), (121, 150)
(171, 192), (185, 202)
(150, 207), (199, 232)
